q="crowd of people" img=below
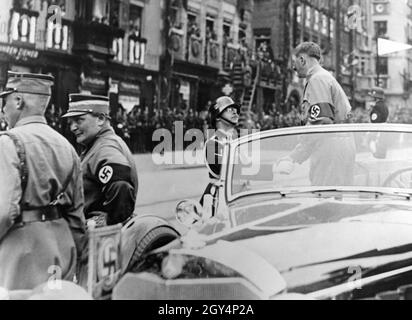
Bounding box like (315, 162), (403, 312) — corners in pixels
(28, 101), (412, 154)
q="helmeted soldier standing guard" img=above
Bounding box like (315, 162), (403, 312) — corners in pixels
(200, 96), (240, 218)
(62, 94), (138, 226)
(0, 71), (86, 290)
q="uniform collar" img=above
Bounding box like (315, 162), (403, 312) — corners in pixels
(14, 115), (47, 127)
(81, 126), (114, 153)
(306, 64), (322, 80)
(95, 126), (115, 139)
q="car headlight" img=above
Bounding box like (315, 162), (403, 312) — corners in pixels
(161, 254), (186, 279)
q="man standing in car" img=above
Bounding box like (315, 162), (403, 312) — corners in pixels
(292, 42), (352, 124)
(62, 94), (138, 226)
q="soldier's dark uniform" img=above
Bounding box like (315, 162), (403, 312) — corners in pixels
(62, 94), (138, 226)
(200, 97), (239, 218)
(367, 87), (390, 159)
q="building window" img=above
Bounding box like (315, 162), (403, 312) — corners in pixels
(374, 21), (387, 38)
(171, 0), (183, 29)
(223, 20), (232, 43)
(187, 12), (200, 38)
(129, 4), (142, 37)
(13, 0), (34, 10)
(314, 10), (320, 32)
(377, 57), (388, 75)
(206, 16), (217, 41)
(329, 18), (335, 38)
(92, 0), (110, 24)
(321, 14), (328, 35)
(305, 6), (311, 29)
(296, 5), (302, 24)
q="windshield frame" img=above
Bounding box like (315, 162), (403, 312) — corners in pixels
(226, 123), (412, 204)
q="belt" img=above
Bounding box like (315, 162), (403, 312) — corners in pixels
(15, 206), (62, 226)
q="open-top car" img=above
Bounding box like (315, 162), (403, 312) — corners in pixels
(113, 123), (412, 300)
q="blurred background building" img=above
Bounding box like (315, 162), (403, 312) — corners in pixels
(371, 0), (412, 119)
(2, 0), (411, 150)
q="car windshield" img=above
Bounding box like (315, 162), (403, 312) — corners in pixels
(229, 126), (412, 200)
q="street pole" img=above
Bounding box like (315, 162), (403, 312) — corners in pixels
(336, 0), (341, 83)
(349, 0), (355, 105)
(376, 36), (380, 86)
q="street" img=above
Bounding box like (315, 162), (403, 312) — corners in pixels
(133, 152), (208, 222)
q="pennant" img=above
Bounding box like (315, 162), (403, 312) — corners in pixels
(378, 38), (412, 56)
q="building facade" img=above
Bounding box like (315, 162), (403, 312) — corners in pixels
(0, 0), (163, 136)
(372, 0), (412, 114)
(252, 0), (374, 114)
(161, 0), (255, 114)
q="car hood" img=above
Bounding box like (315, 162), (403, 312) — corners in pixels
(174, 206), (412, 297)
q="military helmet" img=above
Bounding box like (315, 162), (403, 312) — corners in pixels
(209, 96), (240, 127)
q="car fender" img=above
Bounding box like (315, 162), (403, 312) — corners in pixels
(121, 215), (179, 273)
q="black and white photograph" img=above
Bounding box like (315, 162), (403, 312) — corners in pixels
(1, 0), (412, 305)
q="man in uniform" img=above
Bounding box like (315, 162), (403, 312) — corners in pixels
(292, 42), (352, 124)
(368, 87), (389, 124)
(0, 71), (86, 290)
(62, 94), (138, 226)
(367, 87), (390, 159)
(201, 96), (239, 218)
(274, 102), (356, 186)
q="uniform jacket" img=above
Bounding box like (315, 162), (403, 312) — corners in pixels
(302, 65), (352, 123)
(0, 116), (86, 290)
(204, 129), (237, 180)
(289, 132), (357, 186)
(80, 127), (138, 225)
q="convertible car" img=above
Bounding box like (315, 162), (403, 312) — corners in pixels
(114, 124), (412, 300)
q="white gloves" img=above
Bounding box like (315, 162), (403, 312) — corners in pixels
(273, 157), (295, 175)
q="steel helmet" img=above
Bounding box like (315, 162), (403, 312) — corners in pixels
(209, 96), (240, 127)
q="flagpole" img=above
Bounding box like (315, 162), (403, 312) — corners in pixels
(376, 36), (380, 86)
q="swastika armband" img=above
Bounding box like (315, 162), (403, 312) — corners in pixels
(96, 163), (132, 185)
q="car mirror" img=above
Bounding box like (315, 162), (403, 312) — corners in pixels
(175, 200), (204, 229)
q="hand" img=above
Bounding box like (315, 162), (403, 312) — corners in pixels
(273, 157), (295, 175)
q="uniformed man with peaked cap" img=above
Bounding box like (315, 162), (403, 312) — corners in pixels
(368, 87), (389, 124)
(62, 94), (138, 226)
(0, 71), (86, 290)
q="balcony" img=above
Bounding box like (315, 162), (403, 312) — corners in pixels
(112, 37), (123, 62)
(72, 20), (125, 60)
(9, 9), (39, 46)
(128, 35), (147, 66)
(46, 18), (70, 51)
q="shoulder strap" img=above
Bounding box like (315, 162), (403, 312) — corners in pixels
(0, 132), (28, 196)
